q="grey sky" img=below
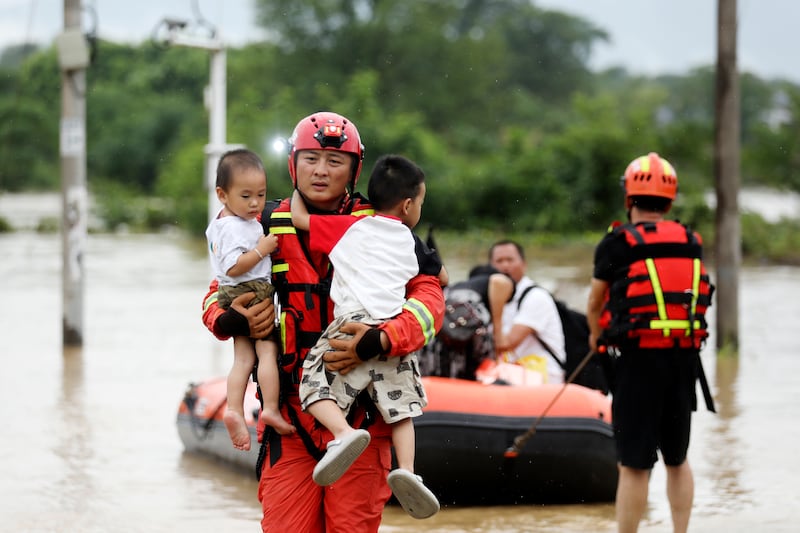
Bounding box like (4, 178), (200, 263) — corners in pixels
(537, 0), (798, 82)
(1, 0), (797, 82)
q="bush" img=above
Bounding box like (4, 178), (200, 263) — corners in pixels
(741, 213), (800, 264)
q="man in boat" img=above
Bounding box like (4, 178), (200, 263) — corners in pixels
(586, 152), (714, 533)
(201, 111), (445, 533)
(489, 240), (567, 384)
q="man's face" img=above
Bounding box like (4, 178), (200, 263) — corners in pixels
(489, 243), (526, 283)
(294, 149), (353, 211)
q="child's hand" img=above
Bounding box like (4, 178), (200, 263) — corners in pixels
(257, 233), (279, 256)
(290, 189), (311, 230)
(291, 189), (302, 205)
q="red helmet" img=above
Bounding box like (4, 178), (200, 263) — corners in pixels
(287, 111), (365, 189)
(621, 152), (678, 204)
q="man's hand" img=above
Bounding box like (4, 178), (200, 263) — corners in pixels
(230, 292), (275, 339)
(325, 322), (373, 375)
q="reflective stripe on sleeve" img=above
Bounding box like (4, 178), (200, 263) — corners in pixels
(203, 292), (218, 312)
(403, 298), (436, 345)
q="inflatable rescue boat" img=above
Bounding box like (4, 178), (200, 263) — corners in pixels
(177, 375), (617, 504)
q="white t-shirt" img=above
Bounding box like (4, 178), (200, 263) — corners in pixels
(501, 276), (566, 384)
(205, 210), (272, 286)
(309, 214), (422, 319)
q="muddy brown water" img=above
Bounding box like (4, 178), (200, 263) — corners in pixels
(1, 226), (798, 532)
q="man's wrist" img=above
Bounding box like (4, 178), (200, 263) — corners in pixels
(356, 327), (388, 360)
(217, 307), (250, 337)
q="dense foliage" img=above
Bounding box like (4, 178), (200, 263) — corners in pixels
(1, 0), (798, 248)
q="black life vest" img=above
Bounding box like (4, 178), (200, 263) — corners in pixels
(604, 221), (714, 349)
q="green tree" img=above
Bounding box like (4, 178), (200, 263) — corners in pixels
(0, 47), (59, 191)
(87, 41), (207, 192)
(744, 83), (800, 191)
(1, 0), (797, 257)
(252, 0), (606, 128)
(0, 43), (40, 69)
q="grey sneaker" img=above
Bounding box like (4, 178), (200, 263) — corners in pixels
(387, 468), (440, 519)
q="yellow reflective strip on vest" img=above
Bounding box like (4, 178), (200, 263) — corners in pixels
(351, 207), (374, 217)
(272, 262), (289, 274)
(280, 310), (288, 351)
(269, 211), (295, 234)
(644, 258), (670, 336)
(203, 292), (218, 312)
(649, 319), (703, 331)
(689, 258), (701, 335)
(271, 226), (297, 235)
(403, 298), (436, 345)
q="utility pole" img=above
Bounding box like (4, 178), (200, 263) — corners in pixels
(157, 19), (242, 224)
(57, 0), (90, 347)
(206, 43), (228, 224)
(714, 0), (740, 352)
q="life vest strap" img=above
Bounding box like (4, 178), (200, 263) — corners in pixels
(649, 319), (704, 337)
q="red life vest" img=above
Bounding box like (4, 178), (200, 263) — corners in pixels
(256, 195), (377, 462)
(604, 221), (714, 349)
(264, 195), (374, 387)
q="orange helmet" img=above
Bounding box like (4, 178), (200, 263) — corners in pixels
(621, 152), (678, 205)
(287, 111), (365, 189)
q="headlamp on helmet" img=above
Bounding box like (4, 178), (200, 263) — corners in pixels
(314, 123), (348, 149)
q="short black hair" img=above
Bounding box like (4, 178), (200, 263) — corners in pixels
(367, 155), (425, 212)
(468, 264), (499, 278)
(629, 195), (671, 213)
(488, 239), (526, 262)
(216, 149), (265, 191)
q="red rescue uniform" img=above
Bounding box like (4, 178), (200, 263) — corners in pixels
(202, 194), (443, 532)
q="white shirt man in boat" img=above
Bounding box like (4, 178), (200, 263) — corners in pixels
(489, 240), (566, 384)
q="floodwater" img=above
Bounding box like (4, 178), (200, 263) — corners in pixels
(2, 201), (799, 532)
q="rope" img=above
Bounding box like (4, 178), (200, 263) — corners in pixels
(504, 348), (601, 458)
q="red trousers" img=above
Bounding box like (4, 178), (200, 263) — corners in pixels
(258, 432), (393, 532)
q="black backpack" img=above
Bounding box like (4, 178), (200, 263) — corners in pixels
(439, 287), (491, 348)
(517, 285), (609, 394)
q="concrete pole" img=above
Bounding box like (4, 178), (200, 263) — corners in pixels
(60, 0), (87, 346)
(206, 47), (226, 223)
(714, 0), (741, 352)
(161, 27), (242, 229)
(163, 31), (237, 223)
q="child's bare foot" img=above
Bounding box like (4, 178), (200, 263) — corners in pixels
(260, 408), (296, 435)
(223, 409), (251, 451)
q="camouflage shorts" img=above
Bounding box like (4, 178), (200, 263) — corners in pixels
(218, 279), (275, 310)
(299, 310), (427, 424)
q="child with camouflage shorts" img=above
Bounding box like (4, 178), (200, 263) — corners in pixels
(291, 155), (446, 519)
